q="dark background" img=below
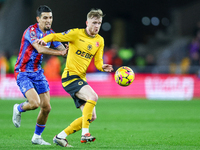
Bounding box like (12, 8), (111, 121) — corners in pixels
(30, 0), (200, 47)
(0, 0), (199, 50)
(0, 0), (200, 74)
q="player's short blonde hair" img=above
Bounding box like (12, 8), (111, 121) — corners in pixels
(87, 8), (104, 20)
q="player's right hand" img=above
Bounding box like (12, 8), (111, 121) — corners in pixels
(35, 39), (47, 46)
(61, 49), (68, 56)
(102, 64), (113, 72)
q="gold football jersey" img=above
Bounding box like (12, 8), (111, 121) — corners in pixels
(41, 28), (104, 81)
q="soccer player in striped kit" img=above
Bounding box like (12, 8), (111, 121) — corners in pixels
(12, 5), (68, 145)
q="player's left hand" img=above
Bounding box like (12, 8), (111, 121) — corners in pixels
(102, 64), (113, 72)
(35, 39), (47, 46)
(62, 43), (69, 57)
(60, 49), (68, 56)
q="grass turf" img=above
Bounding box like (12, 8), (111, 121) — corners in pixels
(0, 97), (200, 150)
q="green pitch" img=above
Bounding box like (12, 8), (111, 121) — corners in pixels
(0, 97), (200, 150)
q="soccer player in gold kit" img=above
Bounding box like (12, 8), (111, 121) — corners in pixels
(37, 8), (113, 147)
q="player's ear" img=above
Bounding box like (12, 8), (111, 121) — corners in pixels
(36, 16), (40, 23)
(86, 21), (88, 26)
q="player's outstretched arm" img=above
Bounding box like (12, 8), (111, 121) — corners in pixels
(32, 40), (68, 56)
(102, 64), (113, 72)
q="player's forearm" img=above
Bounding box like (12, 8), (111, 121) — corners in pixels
(34, 43), (63, 56)
(56, 44), (66, 50)
(39, 47), (63, 56)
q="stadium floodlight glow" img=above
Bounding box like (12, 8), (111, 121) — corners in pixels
(151, 17), (160, 26)
(102, 22), (111, 31)
(141, 17), (150, 26)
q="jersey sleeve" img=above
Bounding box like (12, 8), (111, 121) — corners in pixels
(94, 37), (104, 72)
(51, 41), (62, 48)
(24, 27), (37, 44)
(41, 29), (78, 43)
(49, 30), (62, 48)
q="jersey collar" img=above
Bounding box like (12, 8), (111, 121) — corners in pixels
(84, 29), (96, 38)
(37, 23), (51, 34)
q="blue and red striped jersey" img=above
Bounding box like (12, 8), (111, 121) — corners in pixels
(14, 23), (62, 75)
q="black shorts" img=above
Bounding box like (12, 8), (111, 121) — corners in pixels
(62, 73), (88, 108)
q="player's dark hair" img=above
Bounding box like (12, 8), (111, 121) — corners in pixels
(36, 5), (52, 17)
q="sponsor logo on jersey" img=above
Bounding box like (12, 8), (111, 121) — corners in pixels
(87, 44), (92, 50)
(76, 50), (93, 59)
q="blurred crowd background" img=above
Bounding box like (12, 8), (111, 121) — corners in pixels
(1, 0), (200, 80)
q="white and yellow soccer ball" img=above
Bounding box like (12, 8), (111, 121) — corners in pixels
(114, 66), (135, 86)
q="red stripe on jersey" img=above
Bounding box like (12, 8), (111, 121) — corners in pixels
(33, 54), (42, 71)
(14, 72), (19, 80)
(14, 29), (28, 73)
(20, 44), (34, 72)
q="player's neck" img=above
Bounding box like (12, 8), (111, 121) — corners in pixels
(40, 28), (46, 33)
(38, 24), (47, 33)
(86, 28), (95, 37)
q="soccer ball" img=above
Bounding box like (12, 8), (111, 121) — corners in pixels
(114, 66), (135, 86)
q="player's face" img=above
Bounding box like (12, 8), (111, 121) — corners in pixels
(37, 12), (53, 33)
(86, 17), (102, 36)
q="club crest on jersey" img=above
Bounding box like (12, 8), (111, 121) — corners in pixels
(30, 31), (37, 41)
(30, 31), (36, 37)
(87, 44), (92, 50)
(62, 30), (71, 35)
(96, 42), (99, 47)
